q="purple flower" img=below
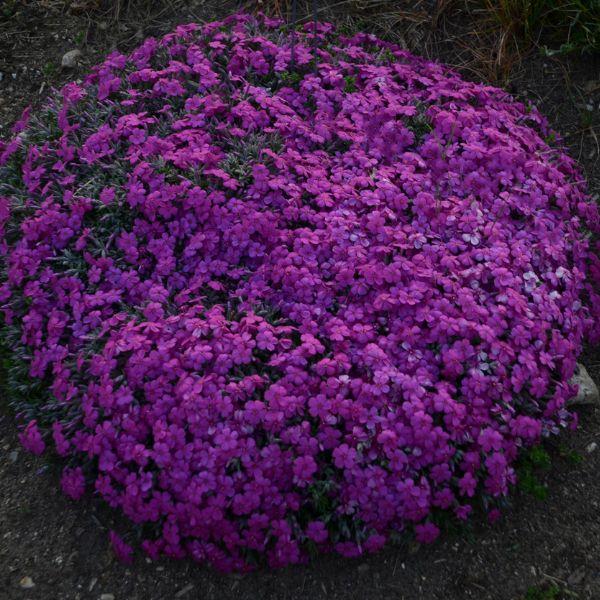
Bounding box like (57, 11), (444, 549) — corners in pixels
(52, 422), (70, 456)
(478, 428), (503, 453)
(293, 455), (317, 485)
(110, 531), (134, 563)
(306, 521), (328, 544)
(488, 509), (503, 524)
(18, 420), (45, 455)
(458, 472), (477, 498)
(510, 416), (542, 442)
(415, 523), (440, 544)
(60, 467), (86, 500)
(100, 187), (116, 205)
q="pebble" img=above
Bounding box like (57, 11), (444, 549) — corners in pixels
(586, 442), (598, 454)
(61, 49), (82, 69)
(9, 450), (18, 463)
(567, 364), (600, 407)
(100, 594), (115, 600)
(175, 584), (194, 598)
(568, 567), (586, 586)
(19, 576), (35, 589)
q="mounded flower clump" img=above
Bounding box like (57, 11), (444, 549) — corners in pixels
(1, 13), (599, 571)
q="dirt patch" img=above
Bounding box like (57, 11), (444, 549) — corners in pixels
(1, 2), (600, 599)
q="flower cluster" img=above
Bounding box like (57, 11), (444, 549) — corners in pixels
(1, 13), (599, 571)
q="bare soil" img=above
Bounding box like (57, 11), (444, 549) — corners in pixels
(1, 2), (599, 599)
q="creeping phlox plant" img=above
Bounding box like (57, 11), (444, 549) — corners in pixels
(1, 13), (599, 571)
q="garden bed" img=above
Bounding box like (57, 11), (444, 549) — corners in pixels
(1, 1), (600, 598)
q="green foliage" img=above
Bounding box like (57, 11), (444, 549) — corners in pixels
(515, 445), (551, 500)
(218, 132), (283, 184)
(484, 0), (600, 55)
(406, 114), (433, 142)
(336, 18), (368, 38)
(523, 583), (561, 600)
(558, 444), (585, 464)
(1, 0), (18, 18)
(527, 445), (552, 467)
(579, 107), (595, 129)
(42, 61), (59, 79)
(0, 324), (49, 420)
(544, 0), (600, 55)
(344, 75), (357, 93)
(279, 70), (303, 87)
(73, 30), (87, 46)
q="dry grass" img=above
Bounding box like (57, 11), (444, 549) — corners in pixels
(241, 0), (515, 81)
(22, 0), (213, 26)
(245, 0), (441, 49)
(246, 0), (600, 83)
(5, 0), (598, 84)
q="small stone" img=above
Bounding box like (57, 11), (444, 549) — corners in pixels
(19, 577), (35, 589)
(568, 567), (586, 586)
(61, 49), (82, 69)
(9, 450), (18, 463)
(100, 594), (114, 600)
(358, 563), (370, 574)
(586, 442), (597, 454)
(175, 584), (194, 598)
(567, 364), (600, 407)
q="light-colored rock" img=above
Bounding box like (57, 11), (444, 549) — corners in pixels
(584, 80), (600, 94)
(19, 576), (35, 589)
(61, 49), (82, 69)
(567, 363), (600, 407)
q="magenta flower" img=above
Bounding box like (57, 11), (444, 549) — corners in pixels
(293, 455), (318, 485)
(488, 509), (503, 524)
(306, 521), (328, 544)
(110, 531), (134, 564)
(60, 467), (86, 500)
(415, 523), (440, 544)
(18, 420), (45, 455)
(458, 472), (477, 498)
